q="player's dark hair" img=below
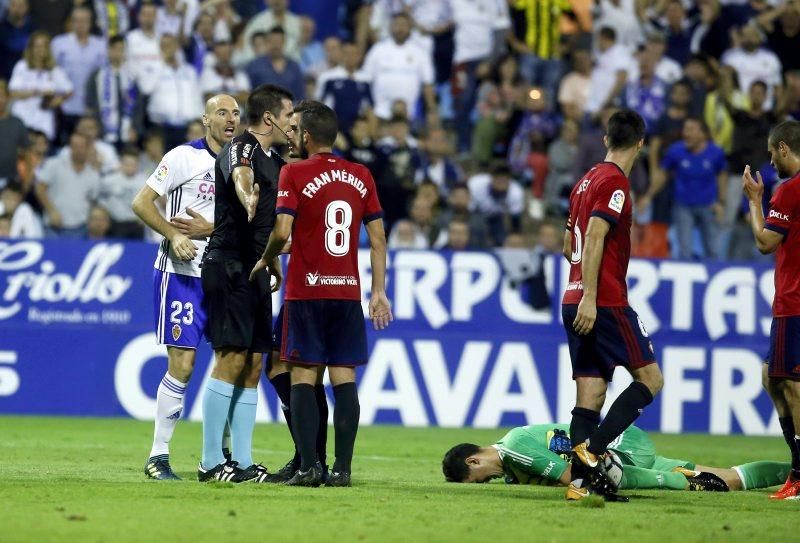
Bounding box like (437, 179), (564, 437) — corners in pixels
(606, 109), (645, 151)
(247, 84), (293, 125)
(108, 35), (125, 47)
(769, 120), (800, 156)
(598, 26), (616, 42)
(294, 100), (339, 147)
(442, 444), (481, 483)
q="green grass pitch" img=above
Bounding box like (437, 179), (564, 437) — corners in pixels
(0, 416), (797, 543)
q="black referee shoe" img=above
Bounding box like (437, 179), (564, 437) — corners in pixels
(325, 471), (351, 487)
(285, 462), (323, 487)
(197, 461), (239, 482)
(234, 463), (270, 483)
(263, 458), (299, 483)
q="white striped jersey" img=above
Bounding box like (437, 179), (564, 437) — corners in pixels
(145, 138), (217, 277)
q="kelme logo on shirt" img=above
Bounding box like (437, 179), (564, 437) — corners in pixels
(608, 190), (625, 213)
(769, 209), (789, 221)
(306, 272), (320, 286)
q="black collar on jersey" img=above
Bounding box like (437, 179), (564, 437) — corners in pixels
(202, 137), (217, 159)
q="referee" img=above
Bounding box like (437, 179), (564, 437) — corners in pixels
(197, 84), (295, 482)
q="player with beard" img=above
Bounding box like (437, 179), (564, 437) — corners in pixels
(251, 101), (392, 486)
(132, 94), (240, 480)
(743, 120), (800, 500)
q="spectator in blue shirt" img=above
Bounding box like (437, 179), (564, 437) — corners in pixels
(245, 26), (304, 100)
(640, 117), (728, 260)
(317, 42), (372, 135)
(0, 0), (36, 81)
(623, 49), (668, 136)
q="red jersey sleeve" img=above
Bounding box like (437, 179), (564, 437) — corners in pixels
(765, 184), (793, 237)
(276, 165), (299, 216)
(361, 166), (384, 224)
(590, 175), (627, 226)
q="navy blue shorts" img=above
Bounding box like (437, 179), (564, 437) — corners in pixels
(562, 304), (656, 381)
(767, 316), (800, 381)
(281, 300), (367, 366)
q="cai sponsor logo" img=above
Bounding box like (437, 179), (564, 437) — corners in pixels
(0, 242), (133, 322)
(769, 209), (789, 221)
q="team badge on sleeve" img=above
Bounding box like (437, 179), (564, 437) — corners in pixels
(609, 190), (625, 213)
(172, 324), (182, 341)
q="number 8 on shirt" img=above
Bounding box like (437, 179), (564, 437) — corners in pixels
(276, 153), (384, 366)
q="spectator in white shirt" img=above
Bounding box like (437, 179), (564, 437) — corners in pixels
(8, 30), (73, 141)
(156, 0), (188, 41)
(142, 34), (203, 150)
(126, 2), (162, 92)
(450, 0), (507, 152)
(361, 12), (437, 121)
(35, 131), (101, 237)
(0, 181), (43, 238)
(58, 115), (119, 176)
(467, 162), (524, 246)
(593, 0), (645, 52)
(51, 6), (107, 140)
(585, 26), (633, 116)
(241, 0), (303, 64)
(644, 32), (683, 85)
(558, 48), (593, 118)
(97, 146), (145, 238)
(200, 40), (250, 102)
(722, 23), (783, 108)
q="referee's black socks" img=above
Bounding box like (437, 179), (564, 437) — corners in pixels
(587, 381), (653, 456)
(332, 382), (359, 474)
(290, 383), (319, 471)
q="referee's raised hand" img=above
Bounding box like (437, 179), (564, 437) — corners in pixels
(246, 183), (260, 222)
(170, 233), (197, 261)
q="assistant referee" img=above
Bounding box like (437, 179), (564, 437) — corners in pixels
(197, 84), (295, 483)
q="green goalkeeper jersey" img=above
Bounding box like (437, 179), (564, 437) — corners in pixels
(494, 424), (672, 485)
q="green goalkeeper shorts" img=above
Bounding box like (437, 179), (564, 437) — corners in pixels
(609, 426), (695, 471)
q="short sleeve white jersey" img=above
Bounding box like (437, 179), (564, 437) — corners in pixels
(145, 138), (217, 277)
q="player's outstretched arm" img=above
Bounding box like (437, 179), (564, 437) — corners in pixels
(366, 218), (392, 330)
(232, 166), (259, 222)
(573, 216), (610, 335)
(250, 213), (293, 291)
(743, 165), (784, 254)
(131, 184), (197, 261)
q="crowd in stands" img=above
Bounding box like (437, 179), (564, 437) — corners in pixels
(1, 0), (799, 262)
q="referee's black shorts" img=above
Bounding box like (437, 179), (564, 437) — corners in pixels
(201, 250), (272, 353)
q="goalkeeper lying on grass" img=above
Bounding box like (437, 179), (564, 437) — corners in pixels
(442, 424), (790, 492)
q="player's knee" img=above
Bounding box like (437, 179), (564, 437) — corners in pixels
(168, 350), (195, 381)
(636, 365), (663, 396)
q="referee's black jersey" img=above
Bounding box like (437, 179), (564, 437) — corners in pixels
(207, 130), (285, 265)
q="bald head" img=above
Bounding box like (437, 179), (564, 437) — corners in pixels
(203, 94), (241, 151)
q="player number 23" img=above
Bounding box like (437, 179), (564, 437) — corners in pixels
(325, 200), (352, 257)
(170, 301), (194, 325)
